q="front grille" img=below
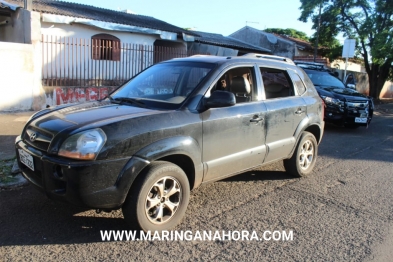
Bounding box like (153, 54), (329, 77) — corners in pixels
(347, 100), (369, 109)
(23, 127), (53, 152)
(346, 100), (369, 117)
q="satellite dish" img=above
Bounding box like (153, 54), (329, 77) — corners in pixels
(266, 34), (277, 44)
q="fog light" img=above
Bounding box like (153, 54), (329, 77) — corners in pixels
(54, 165), (64, 178)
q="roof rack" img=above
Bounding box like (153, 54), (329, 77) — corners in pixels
(242, 53), (295, 65)
(190, 55), (212, 57)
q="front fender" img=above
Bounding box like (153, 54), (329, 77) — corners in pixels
(135, 136), (202, 162)
(115, 136), (203, 205)
(135, 136), (204, 188)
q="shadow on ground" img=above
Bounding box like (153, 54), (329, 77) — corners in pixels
(0, 168), (294, 247)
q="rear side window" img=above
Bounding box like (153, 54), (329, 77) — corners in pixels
(288, 71), (306, 95)
(260, 68), (295, 99)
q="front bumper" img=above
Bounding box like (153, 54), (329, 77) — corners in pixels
(324, 103), (373, 126)
(15, 137), (141, 209)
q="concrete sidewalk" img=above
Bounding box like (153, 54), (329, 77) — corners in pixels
(0, 111), (35, 161)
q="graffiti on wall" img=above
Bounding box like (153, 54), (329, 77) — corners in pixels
(53, 87), (117, 105)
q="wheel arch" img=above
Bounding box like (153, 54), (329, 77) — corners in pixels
(116, 136), (203, 207)
(294, 116), (323, 144)
(288, 118), (323, 159)
(304, 124), (322, 144)
(156, 154), (196, 190)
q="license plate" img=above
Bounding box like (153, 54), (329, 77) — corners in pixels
(355, 117), (368, 123)
(18, 149), (34, 171)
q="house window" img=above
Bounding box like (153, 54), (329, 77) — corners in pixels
(91, 34), (120, 61)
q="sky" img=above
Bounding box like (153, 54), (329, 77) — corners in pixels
(79, 0), (317, 37)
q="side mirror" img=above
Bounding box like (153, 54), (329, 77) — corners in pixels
(205, 91), (236, 108)
(346, 84), (356, 90)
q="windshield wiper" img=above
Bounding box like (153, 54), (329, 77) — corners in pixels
(109, 96), (146, 108)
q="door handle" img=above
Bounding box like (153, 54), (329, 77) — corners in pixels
(250, 116), (264, 123)
(295, 108), (304, 115)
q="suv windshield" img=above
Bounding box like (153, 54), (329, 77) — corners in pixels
(303, 69), (346, 89)
(111, 61), (215, 109)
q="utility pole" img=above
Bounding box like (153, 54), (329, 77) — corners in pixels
(24, 0), (32, 11)
(313, 2), (322, 62)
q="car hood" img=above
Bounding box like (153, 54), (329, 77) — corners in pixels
(28, 101), (165, 137)
(316, 86), (369, 101)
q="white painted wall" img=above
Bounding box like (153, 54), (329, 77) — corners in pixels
(0, 42), (35, 111)
(0, 11), (44, 112)
(1, 11), (188, 110)
(331, 59), (365, 72)
(40, 22), (160, 45)
(0, 9), (31, 44)
(381, 81), (393, 99)
(40, 22), (187, 81)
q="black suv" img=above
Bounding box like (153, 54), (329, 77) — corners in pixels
(295, 61), (373, 128)
(16, 54), (324, 232)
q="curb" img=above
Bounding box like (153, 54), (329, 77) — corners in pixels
(0, 173), (29, 189)
(0, 159), (28, 189)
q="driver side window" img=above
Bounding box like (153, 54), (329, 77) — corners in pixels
(211, 67), (255, 104)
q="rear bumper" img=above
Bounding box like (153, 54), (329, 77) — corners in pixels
(15, 137), (141, 209)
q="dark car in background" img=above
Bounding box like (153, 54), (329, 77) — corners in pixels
(295, 61), (373, 128)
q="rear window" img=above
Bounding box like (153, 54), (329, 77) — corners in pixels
(288, 71), (306, 95)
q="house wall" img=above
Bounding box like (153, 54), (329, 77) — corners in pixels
(0, 42), (35, 110)
(0, 8), (31, 43)
(40, 22), (161, 45)
(229, 27), (295, 59)
(380, 81), (393, 99)
(40, 21), (189, 106)
(40, 22), (160, 83)
(331, 59), (365, 72)
(295, 48), (313, 57)
(0, 11), (44, 112)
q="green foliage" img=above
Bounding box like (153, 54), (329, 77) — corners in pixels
(299, 0), (393, 62)
(264, 28), (309, 41)
(0, 159), (17, 184)
(298, 0), (393, 98)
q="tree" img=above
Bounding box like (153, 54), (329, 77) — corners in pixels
(299, 0), (393, 99)
(309, 35), (342, 62)
(264, 28), (310, 41)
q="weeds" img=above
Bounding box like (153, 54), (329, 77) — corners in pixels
(0, 158), (18, 184)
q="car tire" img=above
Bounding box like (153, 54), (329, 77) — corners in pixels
(284, 131), (318, 177)
(122, 161), (190, 232)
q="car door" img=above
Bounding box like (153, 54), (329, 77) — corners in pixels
(202, 65), (267, 182)
(260, 67), (307, 163)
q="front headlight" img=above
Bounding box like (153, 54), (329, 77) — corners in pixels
(58, 128), (107, 160)
(321, 96), (344, 110)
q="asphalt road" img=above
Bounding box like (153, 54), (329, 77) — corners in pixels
(1, 110), (392, 261)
